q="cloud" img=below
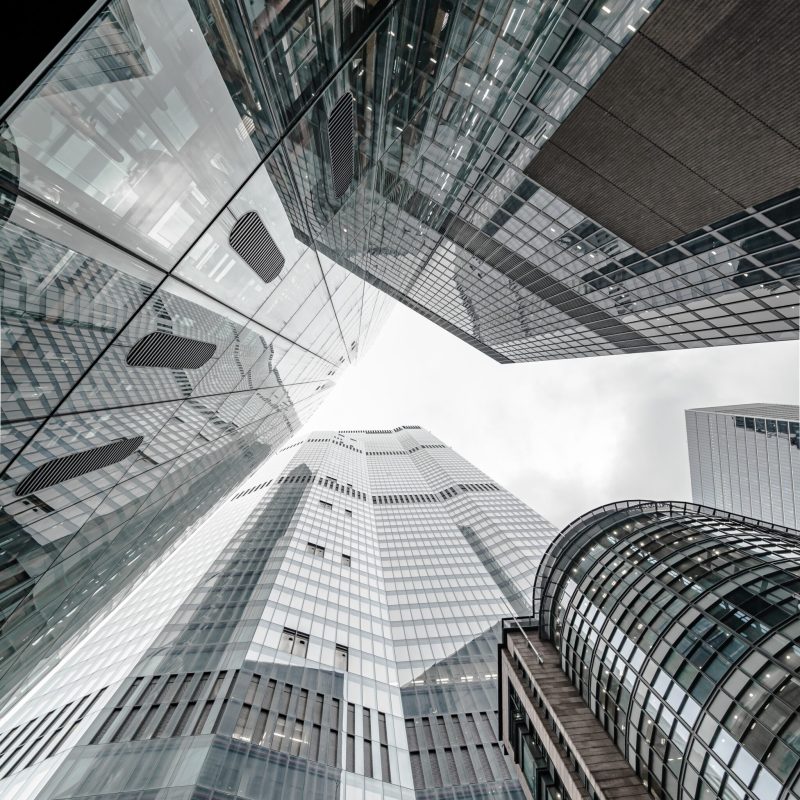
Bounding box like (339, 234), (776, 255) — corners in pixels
(300, 304), (800, 528)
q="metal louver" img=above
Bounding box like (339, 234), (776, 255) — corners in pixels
(328, 92), (354, 199)
(15, 436), (144, 496)
(126, 331), (216, 369)
(229, 212), (285, 283)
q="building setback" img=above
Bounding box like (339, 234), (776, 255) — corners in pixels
(499, 500), (800, 800)
(686, 404), (800, 529)
(0, 427), (558, 800)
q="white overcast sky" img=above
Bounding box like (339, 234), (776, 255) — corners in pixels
(297, 302), (799, 529)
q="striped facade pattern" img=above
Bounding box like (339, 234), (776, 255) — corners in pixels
(0, 689), (106, 780)
(126, 331), (217, 370)
(228, 211), (285, 283)
(327, 93), (355, 199)
(15, 436), (144, 497)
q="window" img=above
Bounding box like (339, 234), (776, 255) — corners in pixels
(126, 331), (216, 369)
(341, 554), (351, 567)
(307, 542), (325, 558)
(328, 93), (354, 198)
(345, 508), (352, 516)
(280, 628), (309, 657)
(334, 645), (349, 671)
(319, 500), (333, 509)
(228, 211), (285, 283)
(20, 495), (54, 513)
(16, 436), (144, 496)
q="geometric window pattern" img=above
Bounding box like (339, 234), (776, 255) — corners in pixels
(327, 92), (354, 199)
(126, 331), (217, 369)
(15, 435), (144, 496)
(0, 689), (105, 780)
(228, 211), (285, 284)
(537, 501), (800, 800)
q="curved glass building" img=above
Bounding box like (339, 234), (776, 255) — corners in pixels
(531, 501), (800, 800)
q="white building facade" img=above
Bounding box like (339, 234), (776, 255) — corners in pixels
(0, 426), (557, 800)
(686, 404), (800, 529)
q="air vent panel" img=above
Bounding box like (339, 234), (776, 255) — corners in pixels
(16, 436), (144, 496)
(328, 93), (354, 199)
(229, 211), (285, 283)
(127, 331), (216, 369)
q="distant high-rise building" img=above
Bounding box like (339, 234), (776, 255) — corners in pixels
(686, 404), (800, 528)
(0, 427), (557, 800)
(499, 500), (800, 800)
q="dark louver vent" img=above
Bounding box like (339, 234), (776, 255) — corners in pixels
(16, 436), (144, 496)
(328, 93), (354, 199)
(229, 212), (285, 283)
(127, 331), (216, 369)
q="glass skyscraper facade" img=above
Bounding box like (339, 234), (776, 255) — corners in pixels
(3, 0), (798, 712)
(686, 404), (800, 530)
(499, 500), (800, 800)
(0, 426), (557, 800)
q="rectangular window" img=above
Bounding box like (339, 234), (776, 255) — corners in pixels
(319, 500), (333, 509)
(306, 542), (325, 558)
(341, 554), (351, 567)
(345, 508), (352, 516)
(280, 628), (309, 657)
(335, 645), (349, 671)
(20, 495), (54, 513)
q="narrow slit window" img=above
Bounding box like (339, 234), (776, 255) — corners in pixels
(16, 436), (144, 496)
(328, 93), (354, 198)
(229, 211), (285, 283)
(126, 331), (216, 369)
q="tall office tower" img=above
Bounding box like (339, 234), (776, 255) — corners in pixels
(498, 500), (800, 800)
(0, 426), (557, 800)
(686, 404), (800, 529)
(2, 0), (797, 726)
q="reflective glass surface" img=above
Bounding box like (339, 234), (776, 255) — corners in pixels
(0, 0), (397, 708)
(538, 501), (800, 800)
(1, 0), (798, 763)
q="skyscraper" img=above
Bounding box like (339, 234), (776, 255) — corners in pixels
(686, 404), (800, 529)
(500, 499), (800, 800)
(0, 426), (558, 800)
(2, 0), (797, 718)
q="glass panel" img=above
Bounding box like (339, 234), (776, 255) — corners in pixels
(4, 0), (273, 266)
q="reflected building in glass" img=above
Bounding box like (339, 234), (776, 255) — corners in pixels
(499, 500), (800, 800)
(0, 20), (393, 708)
(0, 426), (557, 799)
(2, 0), (799, 726)
(686, 404), (800, 530)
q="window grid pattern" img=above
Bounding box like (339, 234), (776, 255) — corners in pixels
(687, 405), (800, 530)
(540, 502), (800, 800)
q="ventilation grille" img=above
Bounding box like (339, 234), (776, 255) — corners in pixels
(328, 93), (354, 199)
(229, 212), (285, 283)
(16, 436), (144, 496)
(126, 331), (216, 369)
